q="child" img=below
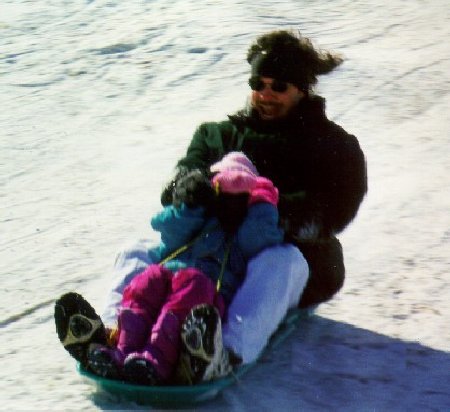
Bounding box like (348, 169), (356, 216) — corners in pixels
(55, 152), (283, 385)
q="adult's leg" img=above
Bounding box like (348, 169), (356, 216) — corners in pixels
(222, 244), (309, 364)
(297, 236), (345, 308)
(101, 239), (156, 327)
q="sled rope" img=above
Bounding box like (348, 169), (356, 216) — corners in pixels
(159, 238), (197, 265)
(159, 224), (218, 265)
(216, 238), (232, 292)
(159, 225), (232, 292)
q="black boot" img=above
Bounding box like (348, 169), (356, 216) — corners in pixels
(87, 346), (123, 380)
(175, 304), (231, 385)
(54, 292), (107, 367)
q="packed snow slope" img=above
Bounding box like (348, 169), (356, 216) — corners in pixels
(1, 0), (449, 410)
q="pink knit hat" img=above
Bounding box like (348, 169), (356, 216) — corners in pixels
(210, 152), (259, 176)
(210, 152), (259, 194)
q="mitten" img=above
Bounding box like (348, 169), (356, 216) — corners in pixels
(160, 167), (189, 206)
(248, 177), (279, 206)
(172, 169), (215, 209)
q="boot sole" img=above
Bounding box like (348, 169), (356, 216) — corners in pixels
(54, 292), (107, 366)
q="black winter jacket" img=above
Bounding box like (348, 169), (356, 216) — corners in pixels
(163, 95), (367, 307)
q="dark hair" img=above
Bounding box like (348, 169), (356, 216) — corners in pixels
(247, 30), (343, 92)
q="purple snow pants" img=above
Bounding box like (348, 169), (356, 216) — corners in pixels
(118, 264), (225, 380)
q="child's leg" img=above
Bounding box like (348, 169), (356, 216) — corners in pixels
(118, 264), (173, 354)
(88, 264), (173, 379)
(123, 268), (222, 384)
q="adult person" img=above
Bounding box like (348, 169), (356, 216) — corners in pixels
(102, 29), (367, 370)
(162, 31), (367, 360)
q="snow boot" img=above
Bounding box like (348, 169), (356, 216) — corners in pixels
(122, 352), (161, 386)
(54, 292), (107, 367)
(176, 304), (231, 385)
(123, 311), (181, 385)
(87, 308), (151, 379)
(87, 346), (124, 380)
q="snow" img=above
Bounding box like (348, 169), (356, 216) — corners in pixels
(1, 0), (449, 410)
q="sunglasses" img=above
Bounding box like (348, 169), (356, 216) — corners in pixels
(248, 77), (289, 93)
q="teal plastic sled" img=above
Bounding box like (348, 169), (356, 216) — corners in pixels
(78, 308), (311, 407)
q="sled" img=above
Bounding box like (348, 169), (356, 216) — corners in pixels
(78, 308), (311, 407)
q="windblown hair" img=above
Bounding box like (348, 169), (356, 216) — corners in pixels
(247, 30), (343, 91)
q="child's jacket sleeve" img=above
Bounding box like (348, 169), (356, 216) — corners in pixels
(150, 204), (206, 257)
(236, 203), (284, 259)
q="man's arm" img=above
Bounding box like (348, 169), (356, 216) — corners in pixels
(279, 132), (367, 238)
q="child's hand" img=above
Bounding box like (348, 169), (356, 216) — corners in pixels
(248, 177), (279, 206)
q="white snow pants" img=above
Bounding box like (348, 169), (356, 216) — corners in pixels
(223, 245), (309, 363)
(101, 239), (156, 328)
(101, 240), (309, 364)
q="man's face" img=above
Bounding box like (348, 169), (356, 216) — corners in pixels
(250, 76), (305, 121)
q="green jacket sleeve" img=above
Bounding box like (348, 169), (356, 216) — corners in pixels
(176, 122), (226, 171)
(161, 121), (236, 205)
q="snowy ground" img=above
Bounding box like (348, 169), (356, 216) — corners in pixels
(1, 0), (449, 410)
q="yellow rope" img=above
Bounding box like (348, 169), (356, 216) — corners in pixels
(158, 224), (232, 293)
(216, 238), (232, 292)
(159, 241), (195, 265)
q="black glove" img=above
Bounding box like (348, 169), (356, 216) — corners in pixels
(172, 169), (215, 209)
(161, 167), (189, 206)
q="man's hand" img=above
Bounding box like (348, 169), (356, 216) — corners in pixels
(172, 169), (215, 209)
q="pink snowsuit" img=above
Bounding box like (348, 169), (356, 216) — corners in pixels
(116, 265), (225, 381)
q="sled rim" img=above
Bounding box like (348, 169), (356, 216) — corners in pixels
(78, 361), (254, 405)
(76, 308), (312, 405)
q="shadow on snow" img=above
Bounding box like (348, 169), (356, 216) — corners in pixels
(89, 316), (450, 411)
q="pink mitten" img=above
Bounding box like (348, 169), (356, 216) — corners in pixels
(248, 177), (279, 206)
